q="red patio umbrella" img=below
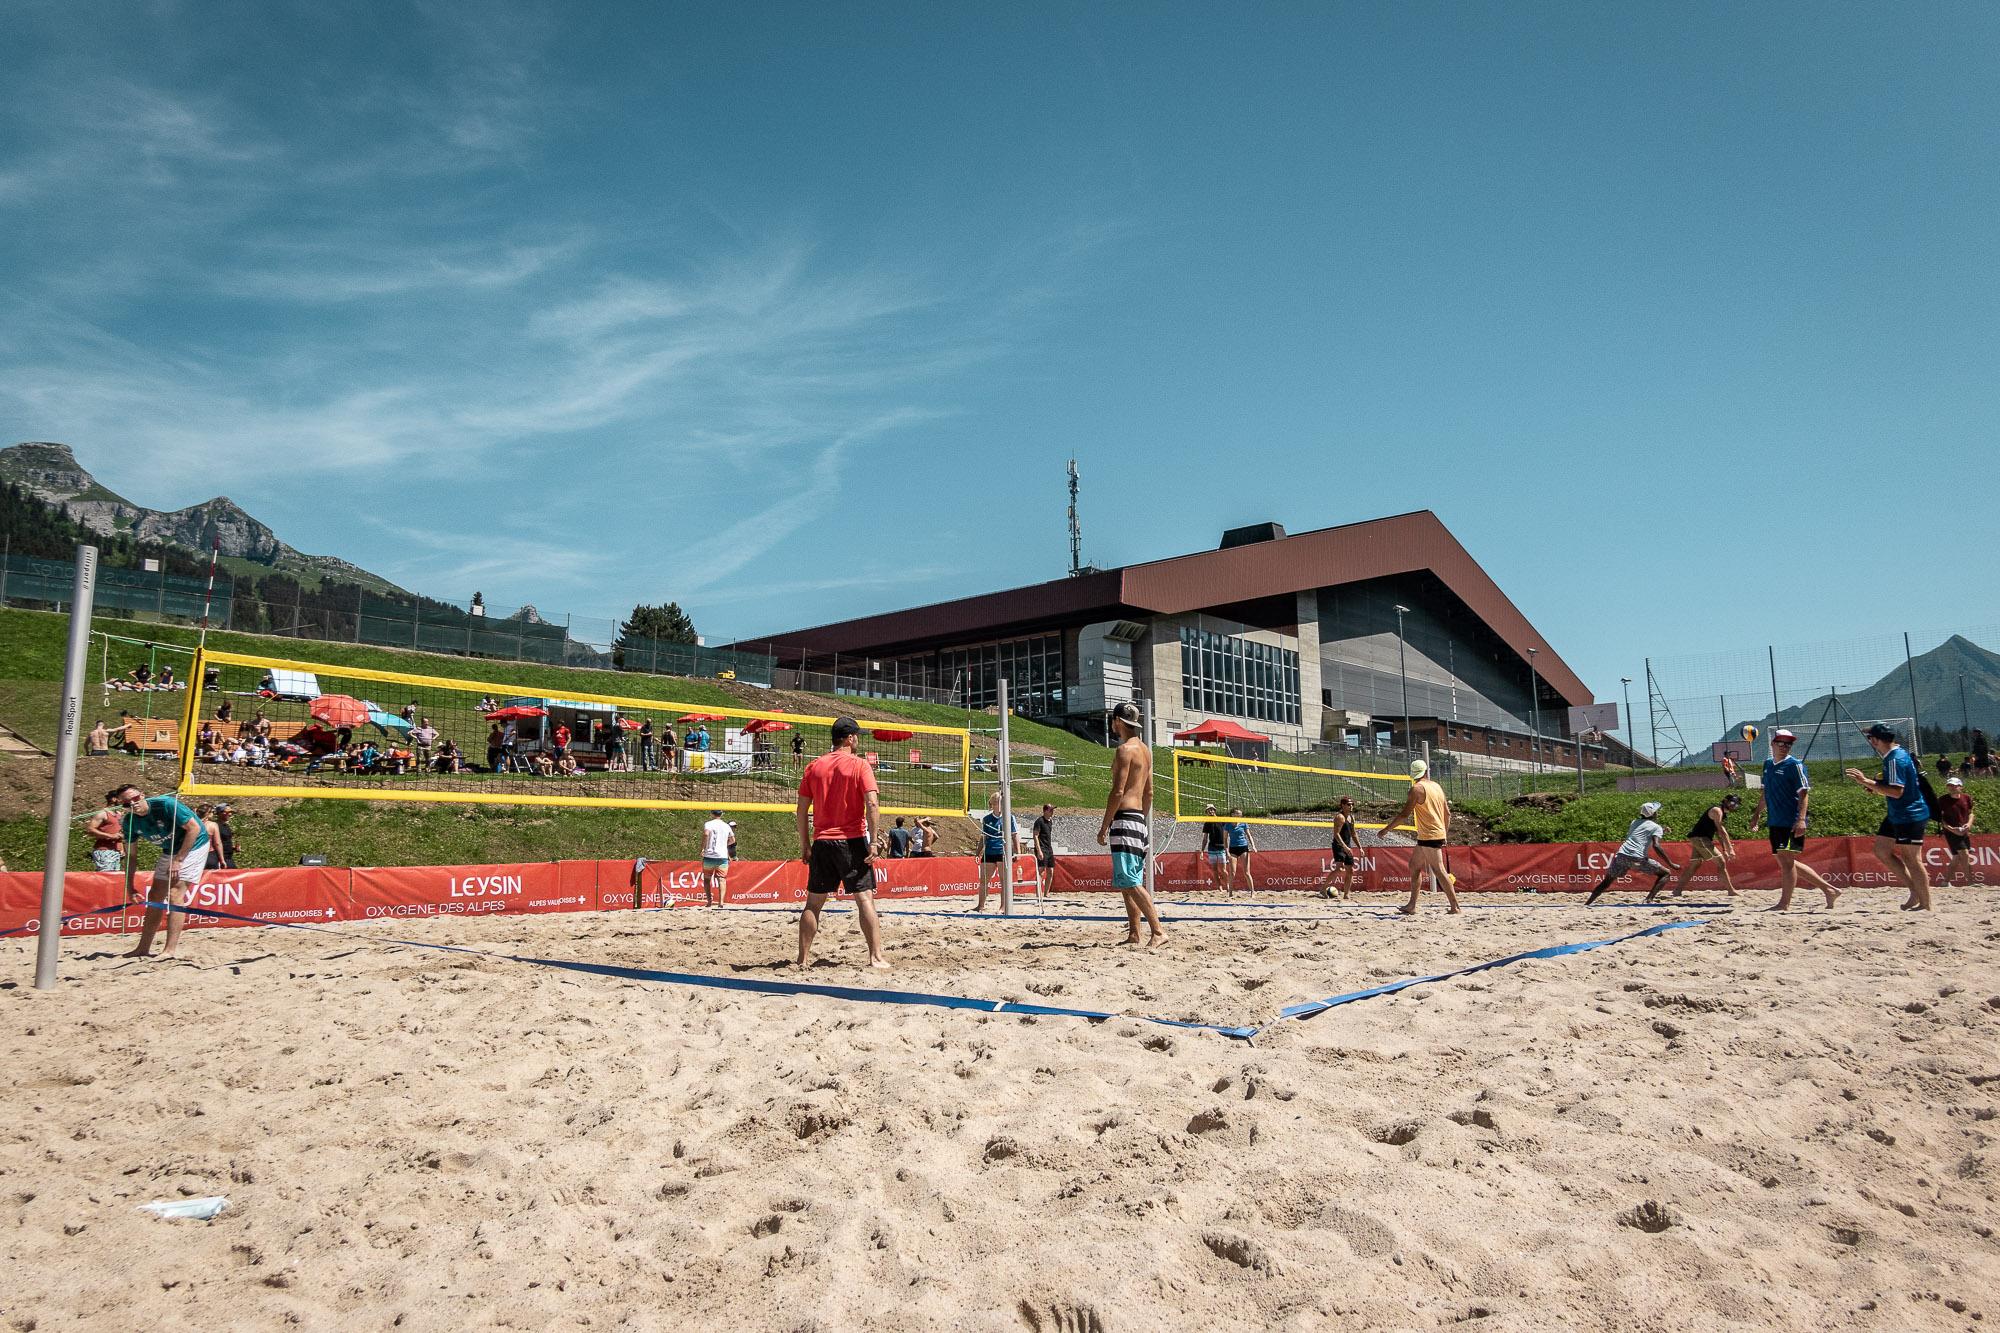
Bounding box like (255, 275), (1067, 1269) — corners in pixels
(869, 728), (915, 742)
(617, 717), (643, 730)
(484, 705), (548, 721)
(309, 694), (369, 728)
(677, 712), (727, 723)
(742, 718), (792, 734)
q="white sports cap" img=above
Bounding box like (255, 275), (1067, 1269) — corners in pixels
(1639, 801), (1662, 818)
(1947, 776), (1964, 786)
(1409, 759), (1428, 780)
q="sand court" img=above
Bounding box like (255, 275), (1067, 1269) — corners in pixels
(5, 893), (1998, 1330)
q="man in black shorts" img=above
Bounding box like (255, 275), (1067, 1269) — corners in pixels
(795, 716), (889, 969)
(1315, 796), (1360, 900)
(1032, 802), (1057, 897)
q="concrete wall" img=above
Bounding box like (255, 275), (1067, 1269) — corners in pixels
(1318, 581), (1542, 738)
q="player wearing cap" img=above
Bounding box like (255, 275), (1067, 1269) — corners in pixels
(1097, 701), (1166, 946)
(1654, 793), (1742, 900)
(1586, 801), (1678, 904)
(1748, 728), (1841, 910)
(795, 717), (889, 968)
(1380, 760), (1458, 915)
(1934, 775), (1979, 887)
(1846, 723), (1933, 911)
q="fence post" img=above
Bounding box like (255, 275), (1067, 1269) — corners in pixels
(353, 585), (363, 643)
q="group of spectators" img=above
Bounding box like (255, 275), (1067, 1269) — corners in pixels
(82, 796), (237, 874)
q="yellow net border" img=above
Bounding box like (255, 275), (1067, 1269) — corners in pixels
(1171, 748), (1414, 830)
(177, 647), (972, 817)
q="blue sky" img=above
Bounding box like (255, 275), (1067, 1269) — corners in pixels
(3, 2), (1995, 705)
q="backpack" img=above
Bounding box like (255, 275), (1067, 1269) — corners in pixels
(1913, 764), (1942, 820)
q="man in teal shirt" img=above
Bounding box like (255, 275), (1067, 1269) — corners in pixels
(111, 783), (210, 958)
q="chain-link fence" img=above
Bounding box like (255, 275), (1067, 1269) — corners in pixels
(0, 551), (784, 688)
(1633, 622), (2000, 767)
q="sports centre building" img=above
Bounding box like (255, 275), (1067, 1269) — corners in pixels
(743, 512), (1606, 771)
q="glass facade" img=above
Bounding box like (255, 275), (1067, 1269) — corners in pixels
(1180, 626), (1300, 725)
(932, 633), (1065, 715)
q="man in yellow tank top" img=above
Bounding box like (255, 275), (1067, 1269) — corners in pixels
(1381, 759), (1459, 915)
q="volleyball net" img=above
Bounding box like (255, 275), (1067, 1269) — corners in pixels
(176, 648), (972, 816)
(1171, 749), (1414, 829)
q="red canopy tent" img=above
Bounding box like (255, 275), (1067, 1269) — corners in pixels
(1173, 719), (1270, 744)
(1173, 718), (1272, 760)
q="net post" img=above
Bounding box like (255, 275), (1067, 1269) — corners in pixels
(998, 677), (1014, 915)
(36, 543), (99, 990)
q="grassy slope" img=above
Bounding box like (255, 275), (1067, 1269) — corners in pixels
(0, 606), (1120, 870)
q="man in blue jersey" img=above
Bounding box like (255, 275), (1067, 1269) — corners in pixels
(111, 783), (211, 958)
(973, 791), (1011, 911)
(1846, 723), (1933, 911)
(1748, 729), (1841, 911)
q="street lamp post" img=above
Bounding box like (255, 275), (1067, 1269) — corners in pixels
(1527, 647), (1542, 777)
(1620, 676), (1635, 769)
(1392, 604), (1412, 759)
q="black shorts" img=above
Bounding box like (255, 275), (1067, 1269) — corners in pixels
(807, 838), (876, 895)
(981, 853), (1005, 865)
(1945, 831), (1972, 854)
(1330, 847), (1355, 867)
(1767, 826), (1806, 853)
(1035, 855), (1055, 870)
(1417, 838), (1446, 850)
(1877, 818), (1927, 846)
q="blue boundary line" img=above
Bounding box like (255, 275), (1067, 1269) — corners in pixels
(20, 900), (1706, 1043)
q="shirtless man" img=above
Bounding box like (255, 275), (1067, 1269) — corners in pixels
(1380, 760), (1459, 915)
(1096, 701), (1166, 946)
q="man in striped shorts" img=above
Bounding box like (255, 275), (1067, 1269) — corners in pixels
(1097, 701), (1166, 947)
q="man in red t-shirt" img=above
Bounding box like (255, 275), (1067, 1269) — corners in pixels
(795, 716), (888, 969)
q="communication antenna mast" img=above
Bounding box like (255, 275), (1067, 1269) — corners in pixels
(1067, 458), (1083, 576)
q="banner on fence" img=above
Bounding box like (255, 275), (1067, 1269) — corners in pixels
(3, 840), (1993, 939)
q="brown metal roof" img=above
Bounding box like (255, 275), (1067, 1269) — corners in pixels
(738, 510), (1591, 707)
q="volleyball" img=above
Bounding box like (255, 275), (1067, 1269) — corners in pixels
(1742, 724), (1758, 743)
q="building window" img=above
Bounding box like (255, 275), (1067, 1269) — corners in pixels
(923, 633), (1065, 715)
(1179, 626), (1300, 726)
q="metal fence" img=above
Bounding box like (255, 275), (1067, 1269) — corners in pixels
(0, 552), (780, 688)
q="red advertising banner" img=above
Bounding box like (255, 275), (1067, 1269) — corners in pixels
(347, 861), (578, 922)
(0, 867), (349, 937)
(613, 855), (1039, 908)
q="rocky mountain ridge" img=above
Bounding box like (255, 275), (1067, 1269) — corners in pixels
(0, 442), (402, 592)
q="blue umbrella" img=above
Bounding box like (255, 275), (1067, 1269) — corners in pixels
(363, 701), (413, 734)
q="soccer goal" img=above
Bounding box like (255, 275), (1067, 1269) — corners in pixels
(1789, 714), (1917, 763)
(177, 647), (972, 817)
(1170, 748), (1414, 829)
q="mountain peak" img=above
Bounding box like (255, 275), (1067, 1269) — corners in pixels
(1, 440), (408, 596)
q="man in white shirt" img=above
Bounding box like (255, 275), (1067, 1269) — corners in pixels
(699, 810), (732, 906)
(1586, 801), (1678, 905)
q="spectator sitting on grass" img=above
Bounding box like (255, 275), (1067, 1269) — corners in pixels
(432, 738), (463, 773)
(556, 752), (582, 777)
(127, 660), (152, 688)
(227, 739), (250, 765)
(532, 751), (556, 777)
(246, 737), (271, 767)
(215, 697), (233, 723)
(196, 721), (219, 756)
